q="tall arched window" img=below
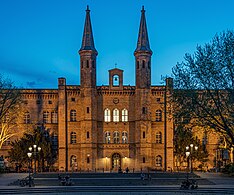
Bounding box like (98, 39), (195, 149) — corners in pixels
(156, 155), (162, 167)
(122, 109), (128, 122)
(156, 132), (162, 144)
(70, 132), (77, 144)
(51, 111), (58, 123)
(70, 155), (77, 170)
(156, 110), (162, 122)
(43, 111), (49, 123)
(122, 131), (128, 143)
(104, 131), (111, 143)
(24, 111), (30, 124)
(113, 131), (120, 144)
(113, 108), (119, 122)
(70, 110), (76, 122)
(104, 108), (111, 122)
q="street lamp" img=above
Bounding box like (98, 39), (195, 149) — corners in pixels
(27, 152), (33, 187)
(185, 151), (190, 181)
(186, 144), (198, 173)
(29, 145), (41, 173)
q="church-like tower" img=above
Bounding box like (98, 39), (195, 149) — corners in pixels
(79, 6), (98, 88)
(134, 6), (153, 170)
(134, 6), (152, 89)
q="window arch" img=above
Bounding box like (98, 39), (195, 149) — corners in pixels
(113, 108), (119, 122)
(156, 132), (162, 144)
(156, 110), (162, 122)
(104, 108), (111, 122)
(156, 155), (162, 167)
(113, 131), (120, 144)
(70, 132), (77, 144)
(70, 155), (77, 170)
(24, 111), (30, 124)
(113, 75), (120, 86)
(70, 110), (76, 122)
(122, 109), (128, 122)
(51, 111), (58, 123)
(43, 111), (49, 123)
(122, 131), (128, 143)
(104, 131), (111, 143)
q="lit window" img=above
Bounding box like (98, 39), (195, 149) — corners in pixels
(156, 110), (162, 122)
(122, 109), (128, 122)
(71, 132), (77, 144)
(70, 110), (76, 122)
(113, 131), (120, 144)
(104, 108), (111, 122)
(113, 108), (119, 122)
(43, 111), (49, 123)
(51, 111), (58, 123)
(70, 155), (77, 169)
(122, 131), (128, 143)
(104, 131), (111, 143)
(156, 132), (162, 144)
(156, 155), (162, 167)
(24, 111), (30, 124)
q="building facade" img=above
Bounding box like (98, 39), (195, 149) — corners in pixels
(1, 6), (175, 172)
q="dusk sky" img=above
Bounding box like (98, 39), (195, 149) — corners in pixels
(1, 0), (234, 88)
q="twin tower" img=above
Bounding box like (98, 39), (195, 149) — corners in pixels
(79, 6), (152, 88)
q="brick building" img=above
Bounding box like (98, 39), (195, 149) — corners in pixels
(1, 6), (172, 172)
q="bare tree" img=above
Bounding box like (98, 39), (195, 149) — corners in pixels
(0, 75), (22, 149)
(172, 30), (234, 150)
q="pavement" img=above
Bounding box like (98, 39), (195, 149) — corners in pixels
(0, 172), (233, 194)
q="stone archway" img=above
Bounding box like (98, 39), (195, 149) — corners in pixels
(112, 153), (121, 170)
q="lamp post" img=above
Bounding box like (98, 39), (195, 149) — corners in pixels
(186, 144), (198, 173)
(185, 151), (190, 181)
(29, 145), (41, 173)
(27, 152), (32, 187)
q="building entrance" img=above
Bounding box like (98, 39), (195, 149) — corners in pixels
(112, 153), (121, 170)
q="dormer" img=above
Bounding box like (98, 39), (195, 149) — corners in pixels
(109, 68), (123, 90)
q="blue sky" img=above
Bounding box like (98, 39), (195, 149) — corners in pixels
(0, 0), (234, 88)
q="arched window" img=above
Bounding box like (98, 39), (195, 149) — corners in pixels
(51, 133), (58, 150)
(113, 108), (119, 122)
(156, 155), (162, 167)
(70, 110), (76, 122)
(142, 60), (145, 68)
(70, 132), (77, 144)
(143, 157), (146, 163)
(43, 111), (49, 123)
(122, 131), (128, 143)
(86, 60), (89, 68)
(156, 110), (162, 122)
(156, 132), (162, 144)
(113, 131), (120, 144)
(24, 111), (30, 124)
(70, 155), (77, 170)
(51, 111), (58, 123)
(113, 75), (119, 86)
(104, 108), (111, 122)
(104, 131), (111, 143)
(122, 109), (128, 122)
(87, 131), (90, 139)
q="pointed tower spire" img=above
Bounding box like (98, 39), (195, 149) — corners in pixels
(134, 6), (152, 54)
(79, 5), (97, 52)
(134, 6), (152, 89)
(79, 6), (97, 88)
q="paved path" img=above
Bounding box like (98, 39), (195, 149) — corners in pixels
(0, 173), (28, 186)
(195, 172), (234, 186)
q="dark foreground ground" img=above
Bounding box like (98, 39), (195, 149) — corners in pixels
(13, 172), (214, 186)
